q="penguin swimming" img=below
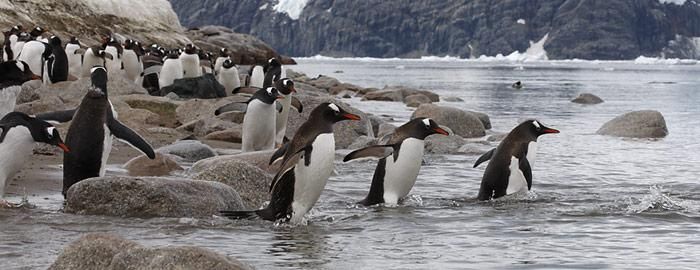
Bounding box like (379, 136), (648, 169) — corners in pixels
(0, 112), (69, 199)
(344, 118), (449, 206)
(217, 59), (240, 94)
(512, 81), (523, 89)
(122, 39), (142, 82)
(37, 67), (155, 196)
(45, 36), (69, 84)
(180, 44), (201, 78)
(159, 50), (183, 89)
(80, 46), (113, 77)
(473, 120), (559, 200)
(64, 37), (82, 78)
(220, 102), (361, 223)
(240, 87), (283, 152)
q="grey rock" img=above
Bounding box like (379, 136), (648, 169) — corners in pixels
(597, 110), (668, 138)
(204, 127), (243, 143)
(377, 123), (397, 138)
(193, 150), (280, 175)
(404, 94), (432, 107)
(187, 25), (293, 65)
(362, 86), (439, 102)
(442, 96), (464, 102)
(425, 135), (467, 154)
(194, 118), (240, 137)
(124, 153), (184, 177)
(347, 135), (378, 150)
(157, 140), (217, 162)
(192, 158), (273, 209)
(571, 93), (604, 104)
(18, 80), (42, 104)
(466, 110), (492, 130)
(64, 176), (245, 218)
(411, 104), (486, 138)
(309, 75), (341, 90)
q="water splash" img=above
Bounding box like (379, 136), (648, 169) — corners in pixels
(626, 185), (686, 214)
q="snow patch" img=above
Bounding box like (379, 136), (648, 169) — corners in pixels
(297, 54), (698, 65)
(259, 3), (268, 10)
(634, 56), (697, 65)
(517, 19), (526, 25)
(658, 0), (687, 5)
(273, 0), (310, 20)
(488, 33), (549, 62)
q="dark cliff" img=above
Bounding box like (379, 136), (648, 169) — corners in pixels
(170, 0), (700, 59)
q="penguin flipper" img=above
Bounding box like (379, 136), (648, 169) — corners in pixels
(36, 109), (76, 123)
(270, 148), (306, 192)
(107, 118), (156, 159)
(519, 156), (533, 190)
(291, 96), (303, 113)
(275, 101), (283, 113)
(473, 148), (496, 168)
(0, 124), (8, 143)
(343, 145), (394, 162)
(269, 142), (290, 165)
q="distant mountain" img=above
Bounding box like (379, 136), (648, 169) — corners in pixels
(170, 0), (700, 60)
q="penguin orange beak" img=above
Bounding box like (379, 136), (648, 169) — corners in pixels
(276, 95), (286, 99)
(343, 113), (361, 121)
(57, 143), (70, 153)
(31, 74), (41, 80)
(542, 128), (560, 134)
(433, 127), (449, 135)
(290, 86), (297, 93)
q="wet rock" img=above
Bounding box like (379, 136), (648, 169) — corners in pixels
(48, 233), (253, 270)
(192, 158), (273, 209)
(18, 80), (42, 104)
(124, 153), (184, 177)
(411, 104), (486, 138)
(64, 176), (245, 218)
(466, 110), (492, 130)
(309, 75), (341, 90)
(193, 150), (279, 175)
(204, 128), (243, 143)
(596, 110), (668, 138)
(424, 135), (467, 154)
(404, 94), (432, 107)
(194, 118), (240, 137)
(442, 96), (464, 102)
(363, 86), (439, 102)
(571, 93), (604, 104)
(157, 140), (217, 162)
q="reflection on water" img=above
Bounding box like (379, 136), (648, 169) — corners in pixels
(3, 60), (700, 269)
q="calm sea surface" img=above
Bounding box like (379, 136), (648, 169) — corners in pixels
(2, 58), (700, 269)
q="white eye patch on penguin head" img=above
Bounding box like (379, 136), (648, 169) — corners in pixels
(46, 127), (56, 139)
(422, 118), (432, 129)
(328, 103), (340, 113)
(532, 120), (541, 130)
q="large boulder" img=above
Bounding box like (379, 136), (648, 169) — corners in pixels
(157, 140), (217, 162)
(123, 153), (184, 177)
(411, 104), (486, 138)
(363, 86), (439, 102)
(571, 93), (604, 104)
(425, 135), (467, 154)
(308, 75), (341, 90)
(115, 95), (183, 127)
(160, 74), (226, 98)
(175, 96), (247, 124)
(596, 110), (668, 138)
(193, 150), (280, 175)
(192, 158), (273, 209)
(65, 176), (245, 218)
(466, 110), (492, 130)
(48, 233), (253, 270)
(286, 95), (374, 149)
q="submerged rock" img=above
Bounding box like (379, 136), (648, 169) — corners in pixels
(411, 104), (486, 138)
(362, 86), (439, 102)
(192, 158), (273, 209)
(48, 233), (253, 270)
(65, 176), (245, 218)
(157, 140), (217, 162)
(571, 93), (604, 104)
(597, 110), (668, 138)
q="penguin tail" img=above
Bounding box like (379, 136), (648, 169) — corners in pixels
(218, 210), (260, 220)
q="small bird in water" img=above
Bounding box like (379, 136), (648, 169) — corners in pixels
(512, 81), (523, 89)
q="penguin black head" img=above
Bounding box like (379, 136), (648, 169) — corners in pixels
(69, 37), (80, 45)
(17, 32), (30, 42)
(29, 26), (46, 38)
(219, 48), (229, 57)
(124, 39), (136, 50)
(268, 58), (281, 67)
(0, 112), (70, 153)
(49, 36), (62, 47)
(184, 44), (197, 54)
(274, 78), (296, 95)
(252, 87), (283, 104)
(222, 59), (236, 69)
(312, 102), (361, 123)
(402, 118), (450, 140)
(10, 25), (22, 34)
(515, 120), (559, 141)
(90, 66), (108, 96)
(0, 60), (40, 87)
(166, 49), (180, 59)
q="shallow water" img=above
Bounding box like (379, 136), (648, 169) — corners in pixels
(3, 60), (700, 269)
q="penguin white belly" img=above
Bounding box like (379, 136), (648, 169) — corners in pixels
(249, 66), (264, 88)
(217, 68), (240, 94)
(65, 44), (81, 77)
(275, 94), (292, 145)
(100, 126), (113, 177)
(506, 157), (528, 195)
(290, 133), (335, 223)
(280, 66), (287, 79)
(0, 86), (21, 118)
(214, 57), (227, 74)
(0, 127), (35, 196)
(104, 46), (121, 75)
(122, 50), (141, 82)
(526, 142), (537, 165)
(382, 138), (425, 204)
(241, 100), (276, 152)
(159, 59), (183, 88)
(180, 54), (201, 78)
(82, 51), (102, 77)
(17, 42), (45, 77)
(13, 41), (25, 61)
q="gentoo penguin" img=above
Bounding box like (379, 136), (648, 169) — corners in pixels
(122, 39), (142, 82)
(13, 32), (30, 59)
(262, 58), (281, 88)
(0, 112), (69, 198)
(273, 78), (303, 145)
(240, 87), (283, 152)
(512, 81), (523, 89)
(248, 65), (264, 88)
(180, 44), (201, 78)
(473, 120), (559, 200)
(213, 48), (229, 75)
(37, 67), (155, 196)
(343, 118), (449, 206)
(2, 26), (21, 61)
(103, 37), (123, 75)
(217, 59), (240, 94)
(140, 45), (163, 95)
(199, 51), (214, 74)
(159, 50), (183, 89)
(45, 36), (69, 84)
(28, 27), (47, 42)
(17, 39), (50, 79)
(1, 61), (40, 118)
(80, 46), (113, 77)
(64, 37), (82, 78)
(220, 103), (361, 223)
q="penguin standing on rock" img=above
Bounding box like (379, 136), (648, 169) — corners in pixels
(103, 36), (123, 75)
(159, 50), (183, 89)
(263, 58), (281, 88)
(37, 67), (156, 196)
(240, 87), (284, 152)
(140, 45), (164, 95)
(344, 118), (449, 206)
(0, 112), (69, 201)
(473, 120), (559, 200)
(122, 39), (142, 82)
(213, 48), (229, 75)
(80, 46), (113, 77)
(273, 78), (303, 145)
(180, 44), (201, 78)
(45, 36), (69, 84)
(248, 64), (264, 88)
(17, 38), (50, 80)
(64, 37), (82, 78)
(217, 59), (240, 94)
(220, 103), (361, 223)
(199, 51), (214, 74)
(3, 26), (22, 62)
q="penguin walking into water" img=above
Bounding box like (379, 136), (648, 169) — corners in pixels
(80, 46), (113, 77)
(45, 36), (69, 84)
(240, 87), (284, 152)
(217, 59), (240, 94)
(473, 120), (559, 200)
(159, 50), (183, 89)
(1, 61), (40, 118)
(248, 65), (264, 88)
(64, 37), (82, 78)
(103, 36), (123, 75)
(344, 118), (449, 206)
(180, 44), (201, 78)
(274, 78), (303, 145)
(37, 67), (155, 196)
(0, 112), (69, 200)
(220, 103), (361, 223)
(263, 58), (281, 88)
(122, 39), (142, 82)
(213, 48), (229, 75)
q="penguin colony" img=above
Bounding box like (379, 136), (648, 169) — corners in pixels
(1, 25), (560, 224)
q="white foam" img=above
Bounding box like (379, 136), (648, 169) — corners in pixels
(634, 56), (698, 65)
(273, 0), (309, 20)
(259, 3), (268, 10)
(517, 19), (526, 25)
(658, 0), (687, 5)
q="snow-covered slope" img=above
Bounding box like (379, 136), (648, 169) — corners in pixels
(0, 0), (189, 47)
